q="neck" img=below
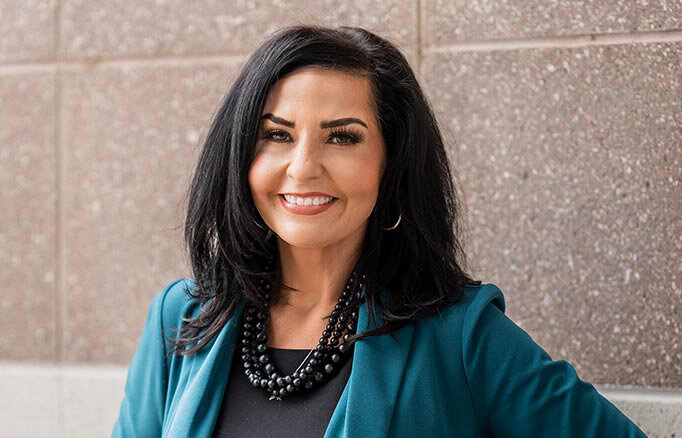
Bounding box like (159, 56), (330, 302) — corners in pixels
(273, 230), (364, 316)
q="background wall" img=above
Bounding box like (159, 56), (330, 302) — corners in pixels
(1, 1), (680, 436)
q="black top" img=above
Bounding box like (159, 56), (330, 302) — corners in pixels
(211, 340), (354, 437)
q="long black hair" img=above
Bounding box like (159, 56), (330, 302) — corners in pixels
(168, 24), (480, 356)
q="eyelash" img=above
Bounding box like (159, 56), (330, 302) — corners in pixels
(259, 127), (366, 145)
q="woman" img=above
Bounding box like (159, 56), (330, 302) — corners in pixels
(112, 25), (647, 437)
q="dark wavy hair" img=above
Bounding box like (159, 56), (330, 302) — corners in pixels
(168, 24), (480, 356)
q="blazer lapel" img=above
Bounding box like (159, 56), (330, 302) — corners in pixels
(164, 300), (246, 437)
(164, 287), (415, 438)
(325, 288), (416, 437)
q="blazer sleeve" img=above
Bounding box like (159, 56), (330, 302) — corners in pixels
(111, 279), (184, 438)
(461, 284), (648, 437)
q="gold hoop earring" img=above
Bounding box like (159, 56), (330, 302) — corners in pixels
(381, 213), (402, 231)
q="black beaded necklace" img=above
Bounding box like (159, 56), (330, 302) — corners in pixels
(239, 258), (364, 401)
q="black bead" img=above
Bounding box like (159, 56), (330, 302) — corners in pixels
(279, 388), (287, 396)
(339, 314), (347, 323)
(260, 378), (268, 388)
(265, 363), (275, 374)
(325, 364), (334, 374)
(293, 378), (301, 387)
(259, 354), (269, 363)
(284, 375), (292, 384)
(244, 361), (252, 369)
(305, 365), (314, 374)
(333, 330), (342, 338)
(309, 358), (318, 366)
(351, 311), (358, 319)
(286, 384), (295, 393)
(347, 322), (355, 332)
(277, 377), (285, 387)
(339, 343), (350, 353)
(319, 337), (327, 345)
(305, 381), (314, 389)
(331, 353), (341, 363)
(313, 350), (323, 359)
(256, 343), (267, 353)
(243, 330), (252, 339)
(314, 372), (324, 382)
(326, 323), (334, 331)
(257, 333), (266, 341)
(322, 330), (330, 338)
(268, 380), (276, 389)
(329, 337), (339, 346)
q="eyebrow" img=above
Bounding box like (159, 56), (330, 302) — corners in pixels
(259, 113), (368, 129)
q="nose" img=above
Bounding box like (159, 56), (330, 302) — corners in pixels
(285, 132), (323, 181)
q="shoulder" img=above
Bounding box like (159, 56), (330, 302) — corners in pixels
(151, 277), (201, 333)
(431, 282), (506, 326)
(458, 283), (506, 334)
(412, 282), (507, 348)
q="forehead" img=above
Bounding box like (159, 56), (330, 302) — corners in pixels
(262, 67), (377, 125)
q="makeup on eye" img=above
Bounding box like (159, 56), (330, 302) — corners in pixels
(258, 126), (367, 145)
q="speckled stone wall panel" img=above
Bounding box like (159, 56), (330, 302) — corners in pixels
(0, 71), (57, 360)
(421, 42), (682, 387)
(59, 0), (417, 60)
(0, 0), (56, 63)
(423, 0), (682, 44)
(60, 60), (243, 362)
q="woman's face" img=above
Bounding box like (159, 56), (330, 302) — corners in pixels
(248, 67), (386, 249)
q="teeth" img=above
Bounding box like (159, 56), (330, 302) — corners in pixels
(283, 194), (335, 206)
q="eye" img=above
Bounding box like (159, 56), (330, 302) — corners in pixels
(259, 129), (291, 143)
(258, 127), (366, 145)
(328, 128), (366, 145)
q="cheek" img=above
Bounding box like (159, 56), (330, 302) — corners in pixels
(248, 153), (273, 200)
(338, 153), (383, 199)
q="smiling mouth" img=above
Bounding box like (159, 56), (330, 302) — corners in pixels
(278, 194), (338, 204)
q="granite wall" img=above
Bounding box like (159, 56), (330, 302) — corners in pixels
(1, 1), (680, 436)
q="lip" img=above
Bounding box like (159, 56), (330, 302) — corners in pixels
(280, 192), (336, 198)
(279, 194), (338, 215)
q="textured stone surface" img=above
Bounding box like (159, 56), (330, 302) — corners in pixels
(60, 0), (417, 60)
(0, 0), (56, 63)
(599, 386), (682, 438)
(421, 42), (682, 387)
(0, 364), (60, 437)
(423, 0), (682, 44)
(62, 366), (126, 438)
(0, 71), (57, 360)
(60, 60), (242, 362)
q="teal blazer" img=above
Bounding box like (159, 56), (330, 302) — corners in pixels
(112, 278), (646, 437)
